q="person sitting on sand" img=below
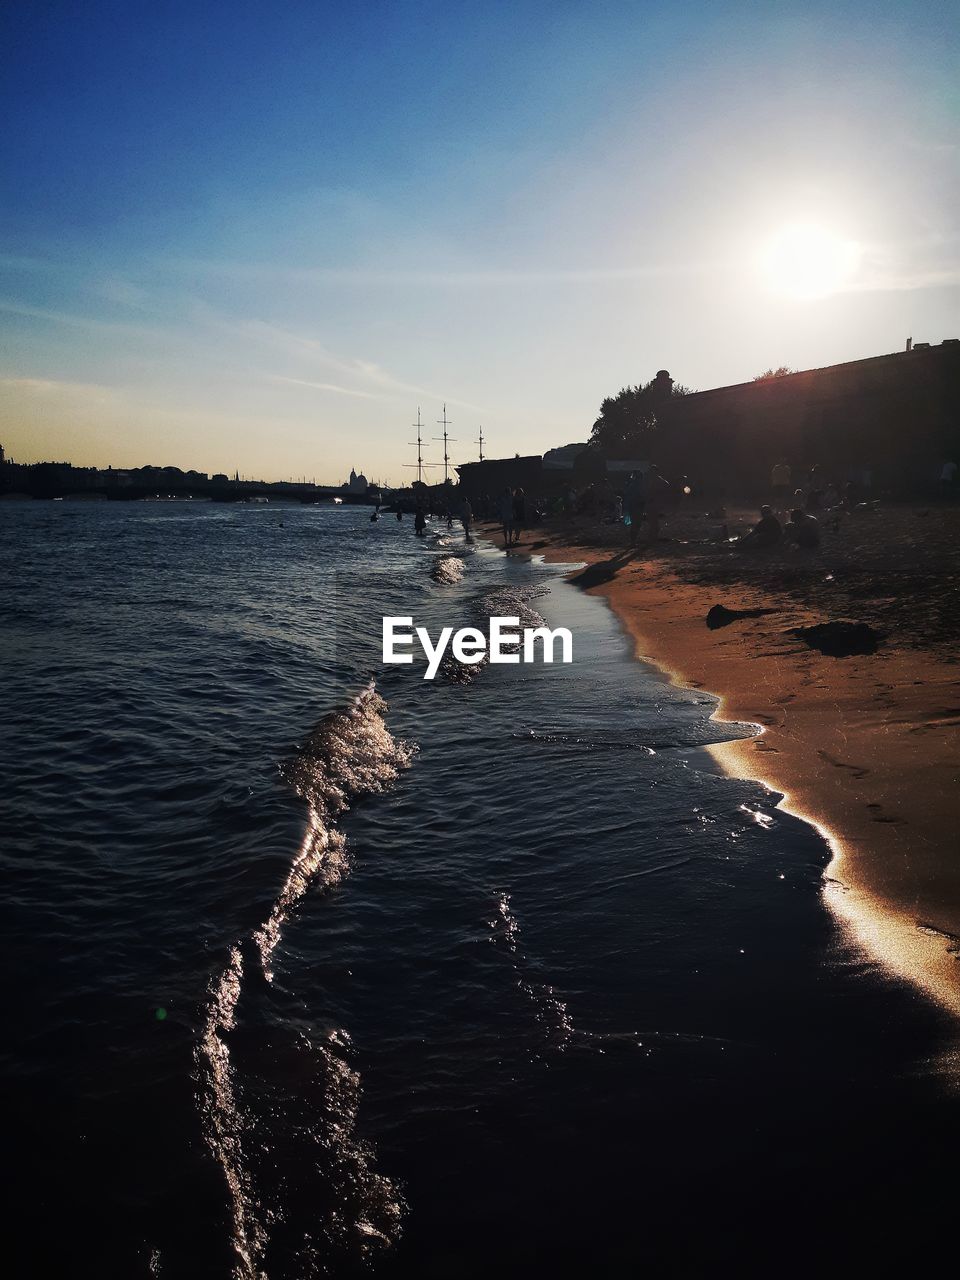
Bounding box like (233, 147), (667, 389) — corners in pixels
(784, 508), (820, 549)
(498, 487), (515, 548)
(737, 505), (782, 549)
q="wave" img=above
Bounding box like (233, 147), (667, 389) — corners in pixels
(255, 685), (416, 981)
(513, 729), (658, 754)
(478, 582), (549, 630)
(196, 685), (415, 1278)
(435, 582), (551, 686)
(487, 891), (573, 1049)
(430, 555), (464, 585)
(196, 945), (265, 1279)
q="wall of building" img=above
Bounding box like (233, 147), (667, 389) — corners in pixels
(651, 342), (959, 496)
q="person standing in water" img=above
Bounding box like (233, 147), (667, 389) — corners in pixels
(460, 496), (474, 544)
(414, 504), (427, 536)
(498, 487), (515, 548)
(511, 487), (526, 544)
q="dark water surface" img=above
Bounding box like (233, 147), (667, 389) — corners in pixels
(1, 501), (957, 1278)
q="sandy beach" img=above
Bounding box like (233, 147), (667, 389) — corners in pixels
(488, 504), (960, 1016)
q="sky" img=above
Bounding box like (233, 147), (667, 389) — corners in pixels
(1, 0), (958, 485)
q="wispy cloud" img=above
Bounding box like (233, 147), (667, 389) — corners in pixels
(0, 298), (162, 338)
(168, 255), (711, 288)
(241, 318), (489, 414)
(268, 374), (386, 401)
(0, 374), (117, 398)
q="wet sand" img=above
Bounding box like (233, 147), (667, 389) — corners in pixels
(484, 508), (960, 1015)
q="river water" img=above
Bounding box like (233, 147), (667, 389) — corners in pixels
(1, 500), (957, 1278)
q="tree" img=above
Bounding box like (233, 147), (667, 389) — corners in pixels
(589, 372), (691, 457)
(753, 366), (794, 381)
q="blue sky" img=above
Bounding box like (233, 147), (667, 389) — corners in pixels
(1, 0), (958, 483)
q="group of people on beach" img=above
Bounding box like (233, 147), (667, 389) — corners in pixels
(769, 459), (873, 514)
(737, 504), (820, 550)
(732, 461), (845, 551)
(379, 443), (960, 558)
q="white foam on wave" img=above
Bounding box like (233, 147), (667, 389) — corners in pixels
(430, 555), (465, 584)
(487, 891), (574, 1050)
(434, 581), (551, 686)
(479, 582), (549, 631)
(196, 945), (267, 1279)
(306, 1027), (405, 1261)
(254, 685), (416, 980)
(196, 684), (415, 1277)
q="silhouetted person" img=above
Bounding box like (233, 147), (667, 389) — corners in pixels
(737, 505), (782, 549)
(512, 487), (526, 544)
(460, 497), (474, 543)
(644, 465), (670, 544)
(771, 460), (791, 501)
(414, 505), (426, 536)
(784, 508), (820, 548)
(805, 464), (824, 511)
(396, 509), (403, 521)
(624, 471), (645, 546)
(498, 487), (515, 547)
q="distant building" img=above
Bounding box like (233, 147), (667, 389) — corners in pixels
(643, 341), (960, 495)
(456, 455), (545, 504)
(345, 467), (369, 494)
(542, 443), (589, 470)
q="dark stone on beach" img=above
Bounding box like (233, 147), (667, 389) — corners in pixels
(706, 604), (779, 630)
(790, 621), (882, 657)
(572, 551), (635, 589)
(707, 605), (739, 629)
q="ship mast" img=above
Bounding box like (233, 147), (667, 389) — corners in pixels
(405, 407), (439, 485)
(476, 425), (485, 462)
(434, 403), (457, 485)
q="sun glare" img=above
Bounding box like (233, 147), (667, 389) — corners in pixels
(760, 223), (861, 299)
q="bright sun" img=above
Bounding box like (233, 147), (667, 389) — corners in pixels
(760, 223), (861, 299)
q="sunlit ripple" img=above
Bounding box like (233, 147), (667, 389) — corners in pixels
(196, 683), (416, 1274)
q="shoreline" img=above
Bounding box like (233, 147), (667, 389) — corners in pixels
(480, 520), (960, 1018)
